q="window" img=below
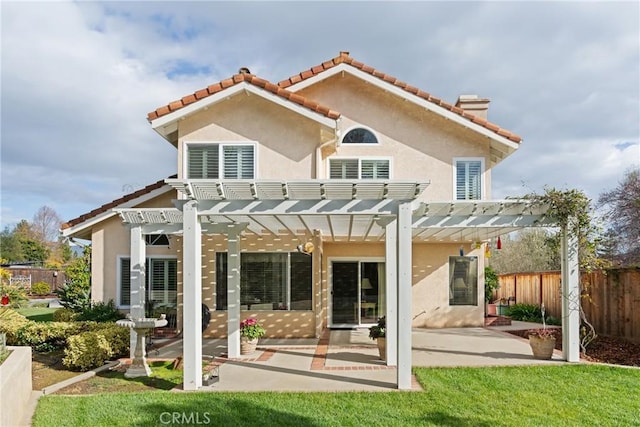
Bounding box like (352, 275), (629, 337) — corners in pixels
(187, 143), (255, 179)
(329, 159), (390, 179)
(449, 256), (478, 306)
(145, 234), (170, 246)
(342, 128), (378, 144)
(455, 159), (483, 200)
(119, 258), (177, 308)
(215, 252), (312, 311)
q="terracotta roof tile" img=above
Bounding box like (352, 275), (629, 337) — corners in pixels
(148, 73), (341, 123)
(278, 52), (522, 143)
(61, 175), (177, 230)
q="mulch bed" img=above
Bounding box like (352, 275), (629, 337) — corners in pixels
(507, 329), (640, 367)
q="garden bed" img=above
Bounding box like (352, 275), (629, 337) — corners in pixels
(506, 329), (640, 367)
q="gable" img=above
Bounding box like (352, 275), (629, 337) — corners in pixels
(279, 52), (521, 165)
(148, 74), (340, 147)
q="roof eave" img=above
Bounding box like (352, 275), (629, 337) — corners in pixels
(149, 83), (339, 141)
(284, 63), (521, 151)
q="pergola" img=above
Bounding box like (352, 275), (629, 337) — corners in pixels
(116, 179), (580, 390)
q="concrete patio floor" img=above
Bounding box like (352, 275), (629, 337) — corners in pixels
(150, 322), (565, 392)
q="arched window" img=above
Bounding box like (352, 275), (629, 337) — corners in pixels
(342, 128), (378, 144)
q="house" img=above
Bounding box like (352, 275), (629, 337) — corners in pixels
(61, 51), (581, 389)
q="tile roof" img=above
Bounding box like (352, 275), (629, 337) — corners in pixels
(61, 175), (177, 230)
(147, 73), (340, 122)
(278, 51), (522, 143)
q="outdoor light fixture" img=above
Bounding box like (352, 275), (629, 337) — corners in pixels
(296, 241), (314, 255)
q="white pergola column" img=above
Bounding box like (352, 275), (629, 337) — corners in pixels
(385, 219), (398, 366)
(397, 203), (413, 389)
(561, 221), (580, 362)
(129, 225), (146, 359)
(227, 230), (242, 358)
(183, 201), (202, 390)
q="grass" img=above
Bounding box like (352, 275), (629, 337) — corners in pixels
(32, 365), (640, 427)
(54, 361), (184, 394)
(16, 307), (59, 322)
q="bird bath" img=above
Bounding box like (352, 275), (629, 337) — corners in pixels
(116, 316), (168, 378)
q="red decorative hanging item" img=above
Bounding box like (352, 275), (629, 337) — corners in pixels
(496, 236), (502, 250)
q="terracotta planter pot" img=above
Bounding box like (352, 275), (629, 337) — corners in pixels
(376, 337), (386, 361)
(528, 335), (556, 359)
(240, 337), (258, 355)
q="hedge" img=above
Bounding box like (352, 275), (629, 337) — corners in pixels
(63, 325), (130, 371)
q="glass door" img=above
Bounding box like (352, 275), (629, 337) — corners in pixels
(331, 261), (385, 327)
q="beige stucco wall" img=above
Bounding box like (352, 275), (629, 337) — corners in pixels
(82, 73), (497, 335)
(298, 73), (492, 200)
(177, 94), (329, 180)
(322, 241), (485, 329)
(90, 190), (178, 307)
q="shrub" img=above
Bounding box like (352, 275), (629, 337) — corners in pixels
(0, 308), (29, 344)
(52, 308), (77, 322)
(77, 300), (125, 323)
(63, 325), (130, 371)
(15, 321), (84, 352)
(484, 267), (499, 302)
(56, 281), (90, 313)
(30, 282), (51, 296)
(507, 303), (543, 322)
(0, 283), (29, 308)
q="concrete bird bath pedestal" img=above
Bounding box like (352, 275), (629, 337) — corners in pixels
(116, 316), (167, 378)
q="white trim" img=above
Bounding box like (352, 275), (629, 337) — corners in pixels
(286, 63), (520, 151)
(327, 156), (393, 180)
(61, 186), (174, 238)
(150, 82), (338, 139)
(327, 256), (385, 327)
(183, 141), (258, 180)
(116, 254), (178, 309)
(340, 125), (380, 146)
(453, 157), (485, 201)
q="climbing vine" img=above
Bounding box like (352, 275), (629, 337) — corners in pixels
(524, 187), (609, 353)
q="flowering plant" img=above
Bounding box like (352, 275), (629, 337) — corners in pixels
(240, 318), (266, 340)
(528, 328), (556, 340)
(369, 316), (386, 339)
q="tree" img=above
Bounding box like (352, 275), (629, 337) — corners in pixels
(0, 220), (49, 263)
(598, 167), (640, 266)
(58, 246), (91, 312)
(0, 206), (69, 266)
(32, 206), (63, 243)
(489, 229), (559, 274)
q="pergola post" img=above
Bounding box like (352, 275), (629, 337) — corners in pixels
(183, 201), (202, 390)
(227, 230), (242, 358)
(129, 225), (146, 359)
(561, 220), (580, 362)
(385, 219), (398, 366)
(397, 202), (413, 389)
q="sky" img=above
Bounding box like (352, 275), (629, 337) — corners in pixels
(1, 1), (639, 230)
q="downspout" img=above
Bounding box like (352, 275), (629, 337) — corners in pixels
(315, 120), (341, 179)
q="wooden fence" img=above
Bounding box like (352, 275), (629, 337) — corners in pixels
(3, 268), (66, 294)
(496, 269), (640, 342)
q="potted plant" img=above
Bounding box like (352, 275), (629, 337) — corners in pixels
(368, 316), (386, 361)
(527, 328), (557, 359)
(239, 317), (265, 355)
(484, 266), (499, 316)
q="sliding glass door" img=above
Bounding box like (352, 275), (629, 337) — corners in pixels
(331, 260), (385, 327)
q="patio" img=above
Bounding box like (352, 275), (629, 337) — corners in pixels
(149, 323), (565, 392)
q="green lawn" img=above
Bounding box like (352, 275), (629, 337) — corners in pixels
(16, 307), (58, 322)
(32, 365), (640, 427)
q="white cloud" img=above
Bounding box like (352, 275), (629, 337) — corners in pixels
(1, 1), (638, 227)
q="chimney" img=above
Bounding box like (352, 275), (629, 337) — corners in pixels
(455, 95), (490, 119)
